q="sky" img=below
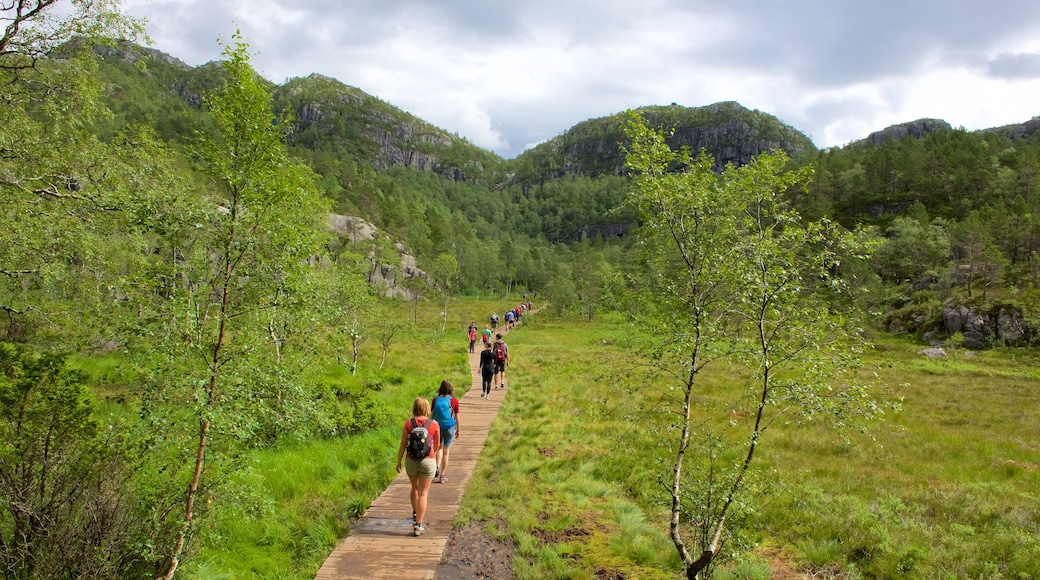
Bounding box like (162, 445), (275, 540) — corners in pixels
(121, 0), (1040, 159)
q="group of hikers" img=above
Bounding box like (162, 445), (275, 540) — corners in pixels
(395, 303), (533, 537)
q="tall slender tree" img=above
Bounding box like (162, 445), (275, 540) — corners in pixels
(624, 114), (879, 579)
(153, 34), (330, 579)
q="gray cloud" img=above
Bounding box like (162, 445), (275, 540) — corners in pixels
(124, 0), (1040, 156)
(985, 52), (1040, 80)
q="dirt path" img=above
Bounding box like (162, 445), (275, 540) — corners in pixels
(315, 314), (533, 579)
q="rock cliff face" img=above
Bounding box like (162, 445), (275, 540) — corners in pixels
(862, 118), (952, 146)
(274, 74), (493, 181)
(514, 101), (816, 183)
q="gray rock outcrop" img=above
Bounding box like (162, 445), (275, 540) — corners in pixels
(942, 302), (1031, 348)
(327, 214), (427, 300)
(864, 119), (952, 147)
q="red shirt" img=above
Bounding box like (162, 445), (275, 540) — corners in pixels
(402, 416), (439, 459)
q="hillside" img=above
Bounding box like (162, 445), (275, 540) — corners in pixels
(91, 40), (502, 184)
(508, 101), (817, 185)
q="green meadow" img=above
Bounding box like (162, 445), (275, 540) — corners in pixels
(160, 303), (1040, 579)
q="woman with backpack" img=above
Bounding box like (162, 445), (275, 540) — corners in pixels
(395, 397), (440, 536)
(430, 380), (460, 483)
(479, 341), (496, 399)
(492, 334), (509, 389)
(467, 321), (478, 353)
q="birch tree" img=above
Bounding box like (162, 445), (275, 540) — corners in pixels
(624, 114), (879, 579)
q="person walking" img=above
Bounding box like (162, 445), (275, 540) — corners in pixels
(492, 333), (509, 389)
(430, 380), (460, 483)
(479, 341), (496, 399)
(395, 397), (439, 536)
(467, 321), (478, 353)
(480, 324), (493, 346)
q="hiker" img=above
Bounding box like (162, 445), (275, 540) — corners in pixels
(481, 324), (493, 346)
(492, 333), (509, 389)
(467, 321), (478, 353)
(490, 312), (499, 330)
(430, 380), (460, 483)
(395, 397), (440, 536)
(479, 340), (496, 399)
(504, 309), (515, 329)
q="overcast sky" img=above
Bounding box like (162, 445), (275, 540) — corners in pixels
(121, 0), (1040, 159)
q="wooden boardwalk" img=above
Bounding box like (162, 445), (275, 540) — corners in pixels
(315, 326), (515, 579)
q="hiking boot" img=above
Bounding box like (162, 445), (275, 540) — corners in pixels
(439, 474), (447, 483)
(414, 523), (425, 536)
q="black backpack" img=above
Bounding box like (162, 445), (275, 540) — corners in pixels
(406, 418), (432, 460)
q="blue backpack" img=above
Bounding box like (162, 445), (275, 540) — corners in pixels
(431, 396), (456, 429)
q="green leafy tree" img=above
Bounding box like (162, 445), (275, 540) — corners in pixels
(0, 0), (143, 70)
(624, 114), (878, 579)
(871, 215), (951, 282)
(430, 252), (461, 333)
(950, 211), (1006, 299)
(146, 35), (330, 579)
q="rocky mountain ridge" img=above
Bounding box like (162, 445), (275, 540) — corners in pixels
(92, 41), (1038, 184)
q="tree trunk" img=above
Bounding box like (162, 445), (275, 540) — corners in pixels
(161, 219), (234, 579)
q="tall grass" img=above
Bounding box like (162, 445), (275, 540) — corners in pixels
(454, 312), (1040, 578)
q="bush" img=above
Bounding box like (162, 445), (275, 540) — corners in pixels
(0, 343), (158, 577)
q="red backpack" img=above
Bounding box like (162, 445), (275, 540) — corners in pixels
(493, 341), (506, 362)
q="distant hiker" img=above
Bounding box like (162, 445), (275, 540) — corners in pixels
(522, 290), (527, 300)
(490, 312), (499, 330)
(467, 321), (478, 353)
(430, 380), (460, 483)
(479, 341), (496, 399)
(493, 333), (509, 389)
(481, 324), (493, 345)
(504, 309), (515, 329)
(396, 397), (440, 536)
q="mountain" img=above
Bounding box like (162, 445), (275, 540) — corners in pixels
(985, 116), (1040, 140)
(91, 41), (501, 184)
(509, 101), (817, 185)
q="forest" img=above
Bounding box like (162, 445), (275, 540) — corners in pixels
(2, 1), (1040, 579)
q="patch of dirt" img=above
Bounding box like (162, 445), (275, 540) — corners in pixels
(438, 519), (516, 579)
(530, 525), (590, 545)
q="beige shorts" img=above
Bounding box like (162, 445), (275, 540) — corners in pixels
(405, 457), (436, 479)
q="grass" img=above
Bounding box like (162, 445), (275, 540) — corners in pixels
(92, 298), (1037, 578)
(452, 312), (1040, 579)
